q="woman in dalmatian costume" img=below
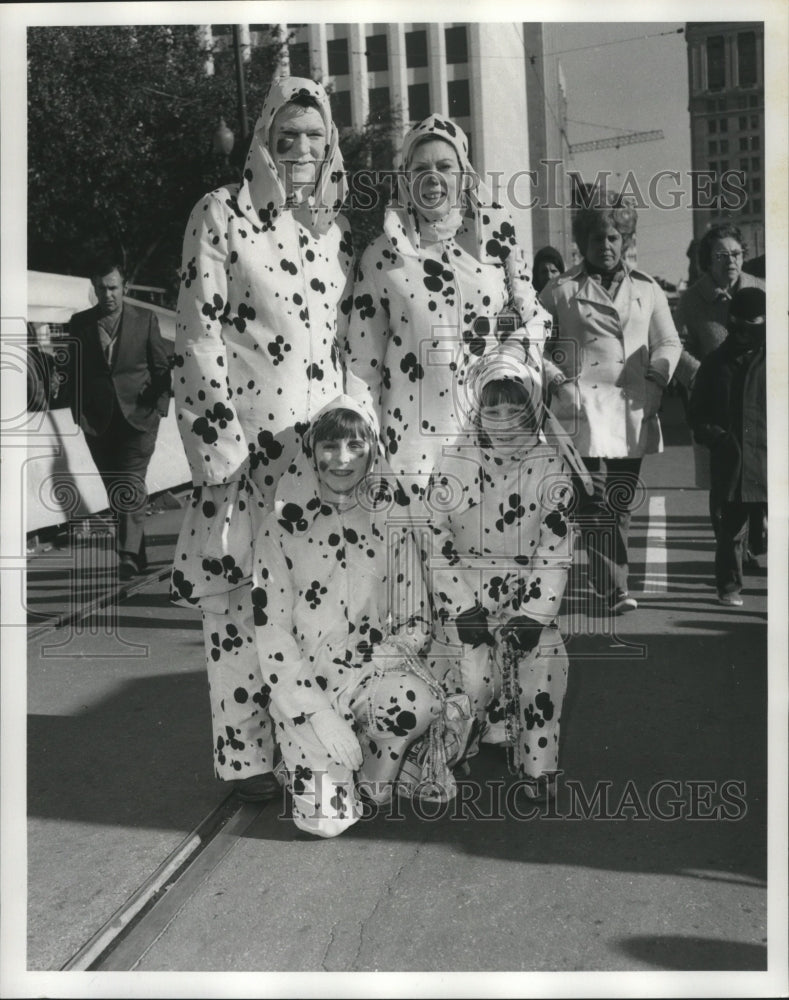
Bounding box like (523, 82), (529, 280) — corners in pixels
(252, 387), (442, 837)
(426, 348), (585, 800)
(170, 78), (355, 800)
(346, 113), (551, 495)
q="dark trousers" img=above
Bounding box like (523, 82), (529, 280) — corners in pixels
(716, 502), (768, 596)
(573, 457), (644, 596)
(85, 406), (157, 563)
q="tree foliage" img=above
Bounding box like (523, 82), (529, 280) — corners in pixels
(28, 25), (403, 304)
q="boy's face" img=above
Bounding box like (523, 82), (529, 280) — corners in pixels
(314, 435), (371, 497)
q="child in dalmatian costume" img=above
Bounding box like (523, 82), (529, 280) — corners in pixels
(346, 113), (552, 495)
(170, 78), (355, 798)
(426, 348), (587, 800)
(252, 387), (442, 837)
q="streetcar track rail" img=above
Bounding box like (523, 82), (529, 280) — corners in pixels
(60, 794), (272, 971)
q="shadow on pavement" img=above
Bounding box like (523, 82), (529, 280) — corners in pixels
(614, 934), (766, 970)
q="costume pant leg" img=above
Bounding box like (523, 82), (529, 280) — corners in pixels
(202, 585), (276, 781)
(578, 457), (642, 595)
(515, 625), (569, 780)
(715, 502), (749, 596)
(273, 708), (361, 839)
(351, 670), (441, 800)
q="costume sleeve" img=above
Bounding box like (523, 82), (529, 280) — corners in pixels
(386, 524), (432, 654)
(537, 282), (566, 385)
(145, 311), (173, 417)
(252, 521), (334, 721)
(646, 283), (682, 387)
(173, 191), (250, 487)
(503, 460), (574, 626)
(671, 291), (701, 389)
(345, 248), (391, 416)
(423, 462), (484, 641)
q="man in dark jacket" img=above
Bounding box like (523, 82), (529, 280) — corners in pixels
(67, 259), (172, 579)
(688, 286), (766, 606)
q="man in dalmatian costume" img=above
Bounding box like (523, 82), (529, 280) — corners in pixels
(170, 78), (354, 801)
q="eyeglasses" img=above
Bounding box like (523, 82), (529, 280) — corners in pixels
(714, 250), (743, 261)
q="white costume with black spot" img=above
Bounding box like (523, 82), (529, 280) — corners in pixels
(253, 393), (440, 837)
(346, 115), (549, 491)
(170, 79), (354, 781)
(426, 353), (574, 781)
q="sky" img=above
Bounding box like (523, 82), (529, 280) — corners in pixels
(549, 22), (693, 286)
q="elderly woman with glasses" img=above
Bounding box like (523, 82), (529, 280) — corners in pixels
(539, 195), (682, 614)
(672, 223), (765, 540)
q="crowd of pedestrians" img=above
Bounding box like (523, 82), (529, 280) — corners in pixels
(53, 78), (766, 837)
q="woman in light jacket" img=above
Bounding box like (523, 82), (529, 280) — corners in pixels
(539, 197), (681, 614)
(170, 78), (354, 802)
(346, 113), (550, 496)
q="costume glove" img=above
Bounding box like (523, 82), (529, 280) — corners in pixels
(310, 708), (363, 771)
(500, 614), (544, 655)
(455, 604), (494, 649)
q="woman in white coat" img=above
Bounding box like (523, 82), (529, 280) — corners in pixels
(539, 199), (681, 614)
(346, 114), (549, 496)
(170, 78), (354, 801)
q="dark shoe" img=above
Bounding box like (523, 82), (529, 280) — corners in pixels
(609, 589), (637, 614)
(234, 771), (281, 803)
(118, 555), (138, 581)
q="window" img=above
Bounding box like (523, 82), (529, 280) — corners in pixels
(719, 140), (729, 154)
(751, 177), (761, 193)
(408, 82), (431, 123)
(739, 158), (749, 171)
(750, 135), (760, 150)
(738, 31), (757, 87)
(751, 156), (760, 170)
(707, 36), (725, 90)
(709, 160), (718, 174)
(708, 141), (717, 155)
(717, 98), (727, 112)
(719, 118), (728, 132)
(288, 41), (310, 78)
(749, 95), (759, 107)
(405, 29), (428, 68)
(751, 114), (759, 128)
(752, 198), (762, 213)
(366, 33), (388, 72)
(330, 90), (351, 129)
(708, 119), (717, 134)
(739, 116), (747, 130)
(445, 25), (468, 64)
(720, 160), (729, 171)
(447, 78), (470, 117)
(368, 85), (391, 124)
(739, 137), (749, 151)
(327, 37), (349, 76)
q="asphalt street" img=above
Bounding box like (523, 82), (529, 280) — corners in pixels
(20, 396), (773, 983)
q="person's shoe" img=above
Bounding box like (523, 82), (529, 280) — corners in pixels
(609, 589), (638, 614)
(233, 771), (282, 803)
(717, 592), (744, 607)
(118, 555), (138, 581)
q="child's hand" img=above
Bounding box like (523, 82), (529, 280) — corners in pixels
(500, 615), (543, 655)
(455, 604), (494, 649)
(310, 709), (363, 771)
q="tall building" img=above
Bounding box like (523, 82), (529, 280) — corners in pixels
(685, 22), (765, 262)
(523, 23), (573, 266)
(206, 22), (539, 253)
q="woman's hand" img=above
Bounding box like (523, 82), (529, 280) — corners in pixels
(310, 708), (363, 771)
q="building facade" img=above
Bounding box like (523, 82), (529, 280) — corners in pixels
(685, 22), (765, 263)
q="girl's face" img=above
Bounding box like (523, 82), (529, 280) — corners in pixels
(479, 403), (538, 455)
(408, 138), (463, 217)
(314, 436), (371, 498)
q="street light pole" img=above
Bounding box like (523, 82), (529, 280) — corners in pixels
(232, 25), (249, 143)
